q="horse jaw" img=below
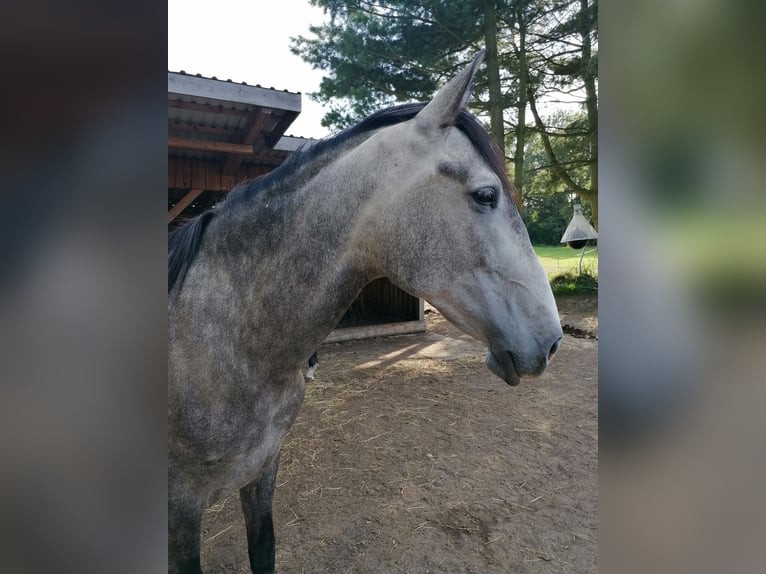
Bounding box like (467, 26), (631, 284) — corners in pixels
(429, 296), (523, 386)
(427, 280), (559, 387)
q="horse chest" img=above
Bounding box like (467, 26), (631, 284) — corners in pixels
(199, 373), (305, 499)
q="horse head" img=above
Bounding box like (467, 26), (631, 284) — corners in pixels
(358, 52), (563, 385)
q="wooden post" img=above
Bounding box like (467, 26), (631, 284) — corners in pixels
(168, 188), (204, 223)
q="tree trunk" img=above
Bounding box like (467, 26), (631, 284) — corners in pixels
(580, 0), (598, 230)
(513, 3), (528, 199)
(528, 88), (597, 227)
(482, 0), (505, 157)
(526, 0), (598, 230)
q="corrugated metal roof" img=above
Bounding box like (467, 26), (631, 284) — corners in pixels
(169, 70), (302, 97)
(168, 70), (308, 166)
(168, 94), (251, 131)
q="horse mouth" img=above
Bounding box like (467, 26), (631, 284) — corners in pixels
(486, 350), (521, 386)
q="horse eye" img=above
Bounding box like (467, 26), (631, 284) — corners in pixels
(472, 187), (496, 207)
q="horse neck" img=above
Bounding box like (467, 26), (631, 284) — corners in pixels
(201, 152), (382, 366)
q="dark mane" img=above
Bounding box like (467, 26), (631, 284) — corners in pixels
(168, 211), (215, 294)
(168, 102), (514, 294)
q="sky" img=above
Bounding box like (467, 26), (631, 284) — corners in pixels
(168, 0), (586, 140)
(168, 0), (332, 139)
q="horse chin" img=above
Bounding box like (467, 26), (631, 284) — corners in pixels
(486, 350), (521, 386)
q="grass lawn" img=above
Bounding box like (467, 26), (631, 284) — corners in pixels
(534, 244), (599, 280)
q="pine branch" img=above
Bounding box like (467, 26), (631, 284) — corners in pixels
(527, 86), (590, 196)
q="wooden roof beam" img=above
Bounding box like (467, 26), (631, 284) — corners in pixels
(241, 109), (270, 145)
(168, 188), (204, 224)
(264, 111), (300, 147)
(168, 136), (254, 155)
(222, 109), (271, 174)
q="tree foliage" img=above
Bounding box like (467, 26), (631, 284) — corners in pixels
(525, 0), (599, 227)
(292, 0), (598, 227)
(522, 110), (593, 244)
(292, 1), (483, 128)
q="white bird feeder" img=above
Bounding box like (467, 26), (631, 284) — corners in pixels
(560, 203), (598, 272)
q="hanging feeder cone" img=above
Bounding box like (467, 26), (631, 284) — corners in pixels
(560, 204), (598, 248)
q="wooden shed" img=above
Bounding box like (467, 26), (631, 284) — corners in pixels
(168, 71), (424, 341)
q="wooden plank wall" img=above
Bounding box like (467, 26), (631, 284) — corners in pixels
(349, 278), (420, 321)
(333, 278), (423, 338)
(370, 278), (419, 318)
(168, 157), (273, 192)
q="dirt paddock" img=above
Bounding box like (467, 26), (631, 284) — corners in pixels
(200, 295), (598, 573)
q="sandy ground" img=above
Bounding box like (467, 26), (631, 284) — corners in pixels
(200, 294), (598, 573)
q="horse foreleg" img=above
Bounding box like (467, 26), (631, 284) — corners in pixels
(306, 352), (318, 380)
(168, 498), (203, 574)
(240, 453), (281, 574)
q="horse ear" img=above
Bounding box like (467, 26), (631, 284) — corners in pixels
(416, 49), (485, 132)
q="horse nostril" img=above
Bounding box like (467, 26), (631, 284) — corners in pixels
(547, 337), (562, 362)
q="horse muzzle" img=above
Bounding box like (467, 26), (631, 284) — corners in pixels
(486, 349), (521, 386)
(486, 335), (562, 386)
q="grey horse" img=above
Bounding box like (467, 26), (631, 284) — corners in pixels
(168, 51), (562, 573)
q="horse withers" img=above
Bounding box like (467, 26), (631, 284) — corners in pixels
(168, 51), (562, 573)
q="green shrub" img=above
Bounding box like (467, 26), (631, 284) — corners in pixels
(550, 269), (599, 296)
